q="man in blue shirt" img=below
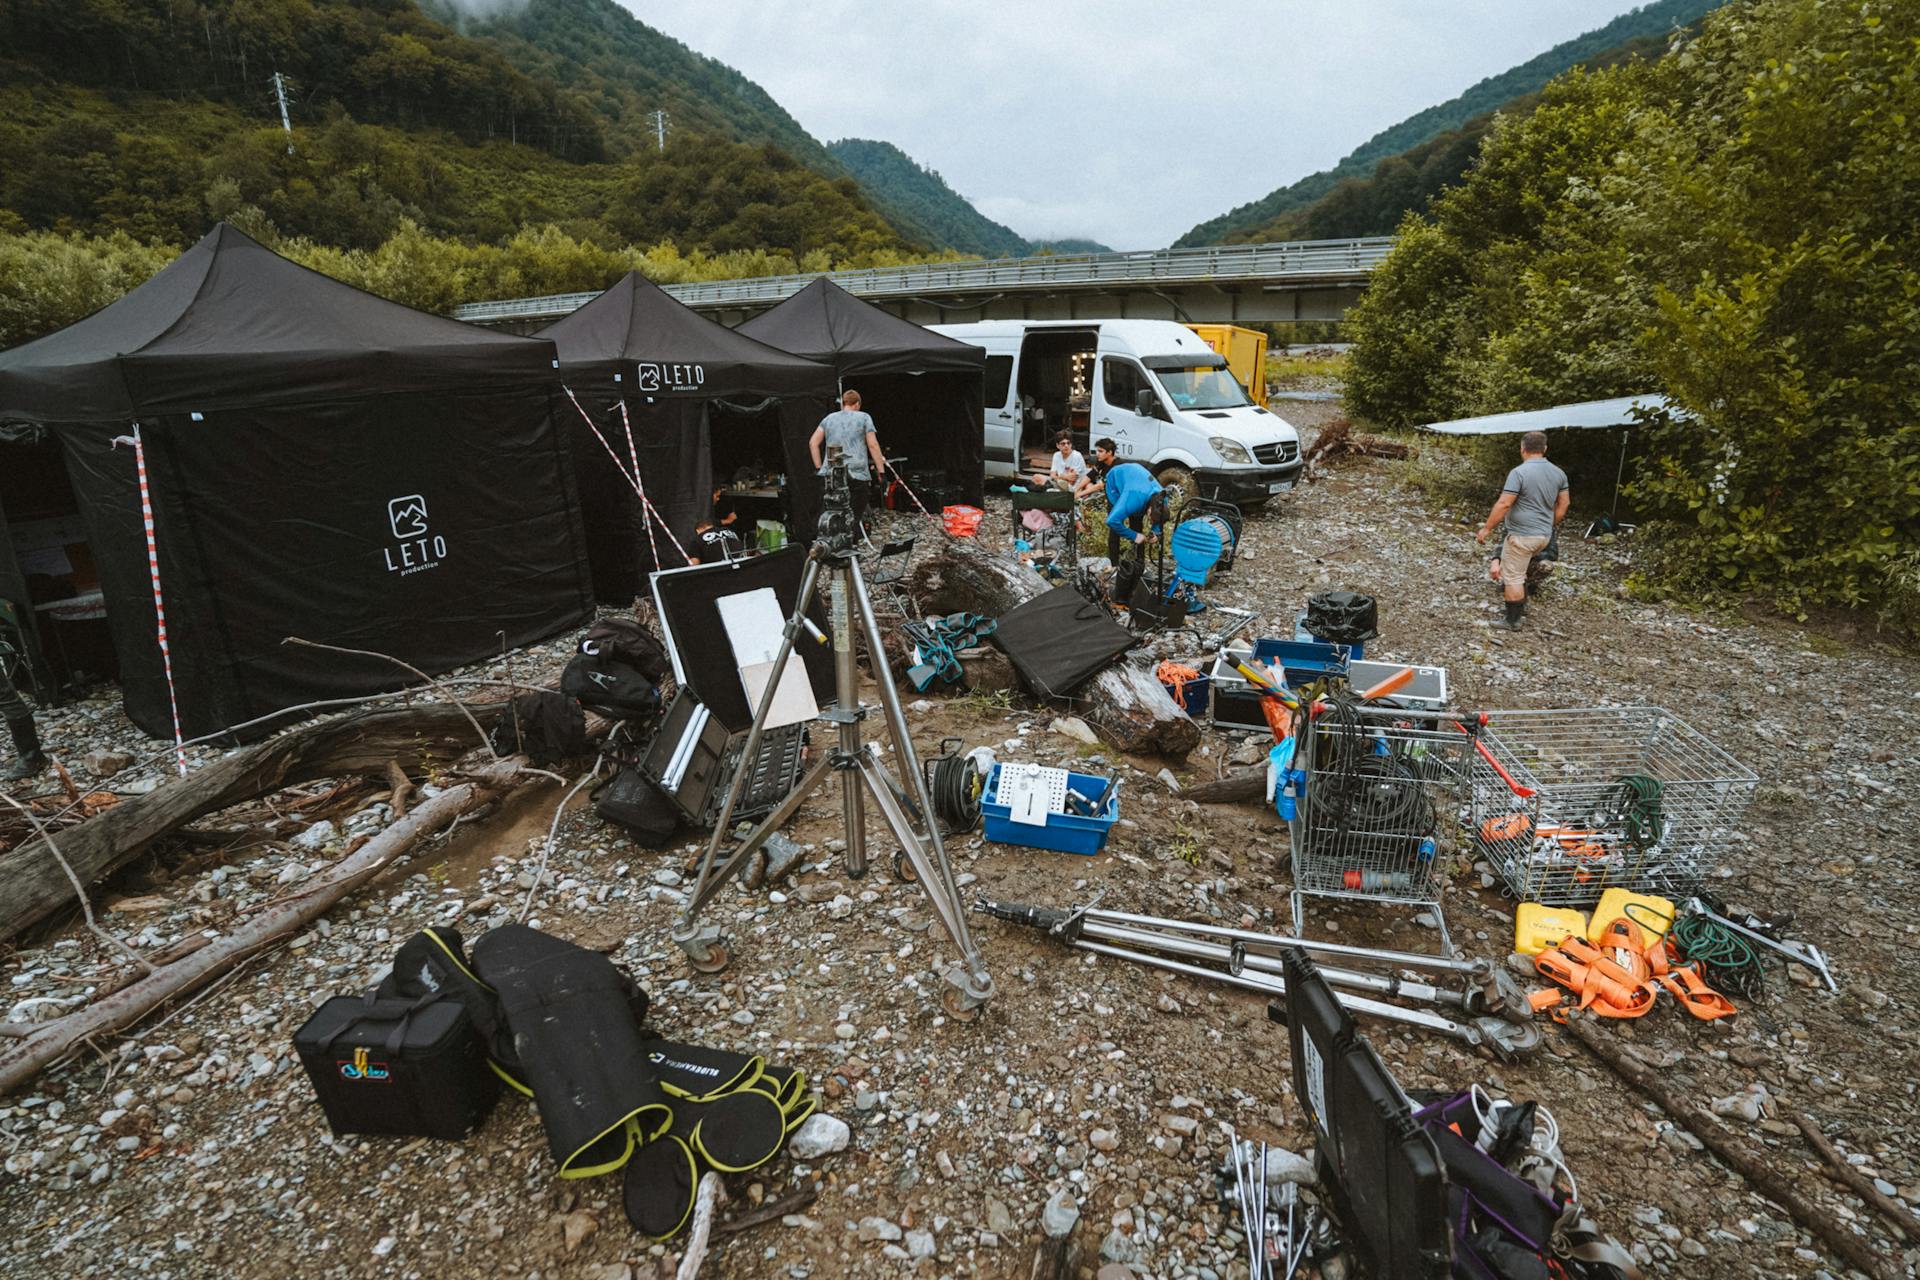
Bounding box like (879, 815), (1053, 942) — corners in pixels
(1089, 437), (1166, 561)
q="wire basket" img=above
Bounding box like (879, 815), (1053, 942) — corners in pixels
(1290, 704), (1473, 936)
(1467, 706), (1756, 907)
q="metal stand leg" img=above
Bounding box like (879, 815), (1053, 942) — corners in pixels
(670, 544), (995, 1018)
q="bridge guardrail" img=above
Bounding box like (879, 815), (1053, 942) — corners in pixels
(453, 236), (1395, 323)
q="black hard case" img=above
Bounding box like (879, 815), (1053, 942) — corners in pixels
(1272, 948), (1450, 1279)
(292, 994), (500, 1140)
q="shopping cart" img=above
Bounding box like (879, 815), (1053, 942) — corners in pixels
(1466, 706), (1756, 907)
(1289, 701), (1474, 950)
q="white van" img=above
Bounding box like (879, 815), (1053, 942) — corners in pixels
(928, 319), (1302, 507)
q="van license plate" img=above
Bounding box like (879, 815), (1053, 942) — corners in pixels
(1267, 481), (1293, 494)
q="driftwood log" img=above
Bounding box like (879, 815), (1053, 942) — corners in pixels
(1186, 769), (1268, 804)
(908, 536), (1199, 758)
(1565, 1016), (1901, 1280)
(0, 759), (525, 1096)
(0, 703), (482, 943)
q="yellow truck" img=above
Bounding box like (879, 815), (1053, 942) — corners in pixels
(1186, 324), (1269, 408)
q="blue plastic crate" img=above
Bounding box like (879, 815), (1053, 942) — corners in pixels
(1159, 670), (1211, 716)
(980, 764), (1120, 856)
(1251, 636), (1352, 683)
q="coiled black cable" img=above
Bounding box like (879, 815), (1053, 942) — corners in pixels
(923, 740), (982, 833)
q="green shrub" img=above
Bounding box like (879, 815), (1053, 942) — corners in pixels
(1347, 0), (1920, 622)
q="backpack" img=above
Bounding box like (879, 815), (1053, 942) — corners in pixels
(592, 768), (682, 848)
(562, 653), (661, 722)
(582, 617), (672, 684)
(489, 691), (587, 766)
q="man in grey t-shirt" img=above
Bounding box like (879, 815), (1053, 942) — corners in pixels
(810, 388), (889, 533)
(1476, 430), (1569, 630)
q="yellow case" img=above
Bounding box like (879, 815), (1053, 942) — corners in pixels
(1514, 903), (1590, 955)
(1585, 888), (1676, 947)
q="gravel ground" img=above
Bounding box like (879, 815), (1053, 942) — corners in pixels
(3, 400), (1917, 1280)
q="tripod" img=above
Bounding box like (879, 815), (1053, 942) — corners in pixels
(670, 457), (996, 1019)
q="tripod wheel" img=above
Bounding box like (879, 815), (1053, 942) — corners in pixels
(892, 851), (919, 884)
(940, 987), (982, 1022)
(686, 942), (731, 975)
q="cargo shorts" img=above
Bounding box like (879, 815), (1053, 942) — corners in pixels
(1499, 533), (1551, 592)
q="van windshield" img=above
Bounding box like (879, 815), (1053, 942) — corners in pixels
(1154, 366), (1249, 411)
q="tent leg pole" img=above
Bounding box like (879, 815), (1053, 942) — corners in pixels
(1612, 428), (1628, 521)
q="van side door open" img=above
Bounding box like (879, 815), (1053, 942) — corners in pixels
(983, 353), (1017, 475)
(1096, 354), (1164, 463)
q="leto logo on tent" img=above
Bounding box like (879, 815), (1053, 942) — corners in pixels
(389, 494), (429, 538)
(635, 363), (705, 392)
(384, 494), (446, 576)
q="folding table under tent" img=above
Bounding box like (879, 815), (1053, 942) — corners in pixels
(736, 278), (987, 509)
(0, 222), (594, 740)
(538, 271), (838, 600)
(1421, 394), (1678, 522)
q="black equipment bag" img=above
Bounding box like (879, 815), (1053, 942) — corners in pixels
(991, 586), (1135, 698)
(489, 690), (588, 766)
(593, 767), (682, 848)
(582, 617), (673, 684)
(470, 924), (670, 1178)
(562, 652), (660, 722)
(1272, 947), (1449, 1279)
(292, 989), (500, 1141)
(1306, 590), (1380, 645)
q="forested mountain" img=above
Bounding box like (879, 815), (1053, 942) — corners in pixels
(0, 0), (918, 259)
(430, 0), (837, 168)
(1175, 0), (1724, 246)
(828, 139), (1031, 259)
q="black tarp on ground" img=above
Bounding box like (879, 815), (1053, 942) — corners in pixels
(540, 272), (836, 599)
(0, 222), (593, 739)
(735, 279), (986, 506)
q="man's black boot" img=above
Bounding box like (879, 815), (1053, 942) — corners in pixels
(2, 716), (46, 781)
(1503, 600), (1525, 631)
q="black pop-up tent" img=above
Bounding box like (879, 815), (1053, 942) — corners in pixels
(0, 222), (593, 739)
(539, 272), (837, 599)
(737, 279), (986, 505)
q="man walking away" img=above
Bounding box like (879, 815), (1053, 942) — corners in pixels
(0, 657), (46, 782)
(1476, 430), (1569, 631)
(810, 389), (888, 534)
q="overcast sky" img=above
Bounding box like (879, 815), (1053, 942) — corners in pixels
(620, 0), (1656, 249)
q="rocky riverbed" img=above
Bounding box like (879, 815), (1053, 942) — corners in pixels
(3, 405), (1917, 1280)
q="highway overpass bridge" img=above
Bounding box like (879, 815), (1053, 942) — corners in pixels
(452, 236), (1395, 331)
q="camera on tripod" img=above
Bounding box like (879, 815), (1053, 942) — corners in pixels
(815, 445), (860, 555)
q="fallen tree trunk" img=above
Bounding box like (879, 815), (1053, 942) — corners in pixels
(0, 759), (524, 1097)
(909, 537), (1199, 758)
(1, 703), (482, 943)
(1565, 1016), (1899, 1280)
(1186, 770), (1267, 804)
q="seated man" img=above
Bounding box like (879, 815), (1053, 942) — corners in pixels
(1030, 431), (1087, 492)
(1089, 437), (1165, 561)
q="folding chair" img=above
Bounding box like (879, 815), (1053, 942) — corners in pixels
(1010, 486), (1079, 570)
(865, 535), (919, 622)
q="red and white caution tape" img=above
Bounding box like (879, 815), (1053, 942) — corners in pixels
(616, 399), (663, 570)
(115, 425), (188, 775)
(560, 387), (691, 566)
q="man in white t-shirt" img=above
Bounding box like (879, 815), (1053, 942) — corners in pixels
(1030, 432), (1086, 492)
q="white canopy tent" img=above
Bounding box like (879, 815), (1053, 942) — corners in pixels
(1419, 394), (1675, 436)
(1421, 393), (1680, 522)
